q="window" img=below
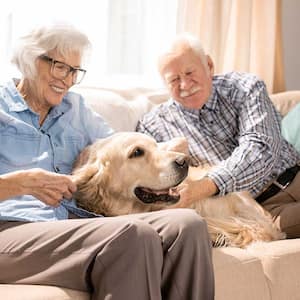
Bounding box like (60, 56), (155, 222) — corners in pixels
(0, 0), (178, 88)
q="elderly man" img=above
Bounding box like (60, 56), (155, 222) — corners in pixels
(136, 34), (300, 238)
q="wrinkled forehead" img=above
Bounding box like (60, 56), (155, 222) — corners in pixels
(158, 47), (200, 76)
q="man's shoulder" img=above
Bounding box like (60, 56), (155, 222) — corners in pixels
(140, 100), (172, 123)
(213, 72), (265, 95)
(214, 71), (262, 85)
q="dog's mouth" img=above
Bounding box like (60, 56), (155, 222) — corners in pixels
(134, 185), (180, 204)
(134, 163), (189, 205)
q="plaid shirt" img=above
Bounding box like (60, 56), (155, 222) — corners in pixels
(136, 72), (300, 197)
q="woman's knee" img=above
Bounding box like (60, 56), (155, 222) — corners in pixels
(127, 219), (162, 245)
(111, 218), (163, 255)
(93, 219), (163, 270)
(165, 208), (207, 233)
(76, 217), (163, 257)
(155, 209), (210, 248)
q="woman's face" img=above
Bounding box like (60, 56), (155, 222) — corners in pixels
(33, 50), (82, 111)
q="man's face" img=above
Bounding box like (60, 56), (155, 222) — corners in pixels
(160, 46), (214, 109)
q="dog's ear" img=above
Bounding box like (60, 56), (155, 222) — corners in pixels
(158, 137), (189, 155)
(71, 159), (112, 215)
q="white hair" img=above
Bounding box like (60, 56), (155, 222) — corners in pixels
(175, 33), (206, 59)
(11, 22), (91, 79)
(158, 33), (208, 72)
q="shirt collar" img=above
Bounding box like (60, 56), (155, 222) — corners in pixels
(5, 79), (29, 112)
(204, 85), (218, 111)
(49, 100), (70, 119)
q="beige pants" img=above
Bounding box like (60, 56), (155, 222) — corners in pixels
(262, 172), (300, 238)
(0, 209), (214, 300)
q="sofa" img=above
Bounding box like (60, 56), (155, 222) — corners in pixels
(1, 87), (300, 300)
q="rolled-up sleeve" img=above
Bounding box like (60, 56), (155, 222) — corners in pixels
(207, 81), (282, 196)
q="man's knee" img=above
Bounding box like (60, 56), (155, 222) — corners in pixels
(268, 202), (300, 238)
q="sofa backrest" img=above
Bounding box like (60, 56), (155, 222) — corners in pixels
(72, 86), (300, 132)
(270, 90), (300, 117)
(72, 86), (168, 131)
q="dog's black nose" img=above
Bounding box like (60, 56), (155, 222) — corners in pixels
(174, 156), (188, 169)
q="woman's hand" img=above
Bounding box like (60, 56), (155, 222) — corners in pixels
(0, 168), (77, 206)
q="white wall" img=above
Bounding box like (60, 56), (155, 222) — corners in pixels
(282, 0), (300, 90)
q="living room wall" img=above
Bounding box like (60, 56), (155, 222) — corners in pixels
(282, 0), (300, 90)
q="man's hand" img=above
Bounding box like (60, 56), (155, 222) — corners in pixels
(170, 177), (218, 208)
(0, 168), (77, 206)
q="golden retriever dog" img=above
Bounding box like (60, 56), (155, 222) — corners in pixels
(71, 132), (285, 248)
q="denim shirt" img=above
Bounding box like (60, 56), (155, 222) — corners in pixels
(0, 80), (114, 221)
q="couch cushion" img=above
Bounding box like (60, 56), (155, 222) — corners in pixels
(71, 87), (154, 132)
(0, 284), (89, 300)
(246, 239), (300, 300)
(213, 247), (270, 300)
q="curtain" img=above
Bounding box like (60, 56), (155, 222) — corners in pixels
(0, 0), (178, 88)
(176, 0), (285, 93)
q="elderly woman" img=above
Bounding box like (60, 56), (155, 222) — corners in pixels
(0, 23), (214, 299)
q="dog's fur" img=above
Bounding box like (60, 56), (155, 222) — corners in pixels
(72, 132), (285, 248)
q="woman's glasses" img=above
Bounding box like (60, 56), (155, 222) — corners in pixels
(40, 55), (86, 84)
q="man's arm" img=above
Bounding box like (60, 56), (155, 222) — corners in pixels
(205, 79), (292, 197)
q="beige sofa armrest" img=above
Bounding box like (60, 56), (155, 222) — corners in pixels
(270, 90), (300, 116)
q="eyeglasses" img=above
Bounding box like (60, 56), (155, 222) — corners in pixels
(40, 55), (86, 84)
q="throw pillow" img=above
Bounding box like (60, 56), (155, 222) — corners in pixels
(281, 102), (300, 153)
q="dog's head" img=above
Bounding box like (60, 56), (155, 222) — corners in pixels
(72, 132), (189, 216)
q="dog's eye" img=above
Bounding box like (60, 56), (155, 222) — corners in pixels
(129, 147), (145, 158)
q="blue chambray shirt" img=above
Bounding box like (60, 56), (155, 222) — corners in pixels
(0, 79), (114, 221)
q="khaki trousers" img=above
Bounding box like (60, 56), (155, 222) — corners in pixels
(0, 209), (214, 300)
(262, 171), (300, 238)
